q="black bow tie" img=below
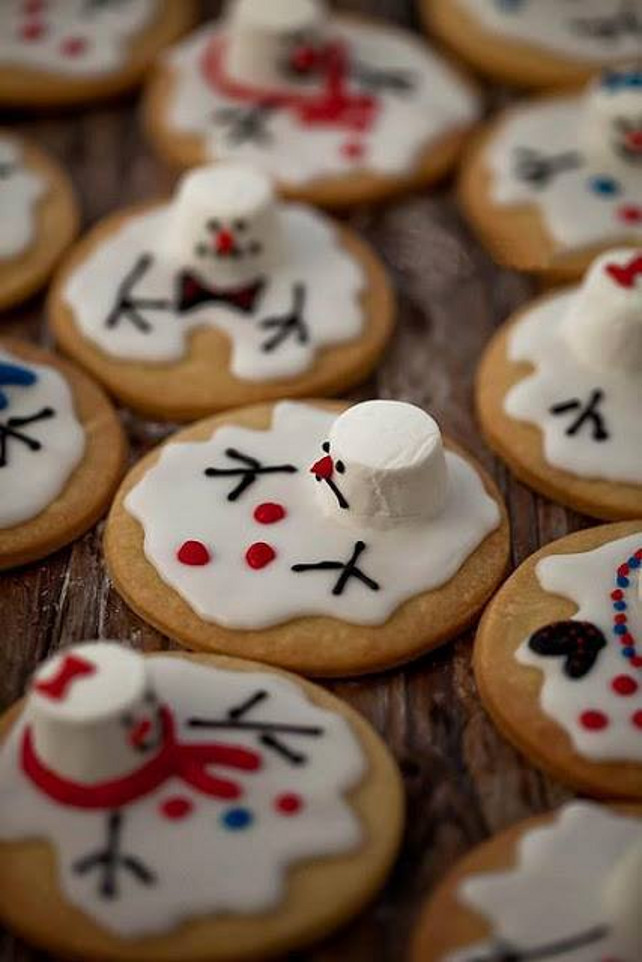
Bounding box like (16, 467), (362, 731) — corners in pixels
(177, 272), (266, 314)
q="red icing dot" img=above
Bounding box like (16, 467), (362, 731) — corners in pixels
(245, 542), (276, 570)
(615, 613), (628, 624)
(61, 36), (88, 58)
(618, 204), (642, 224)
(254, 502), (286, 525)
(611, 589), (624, 601)
(341, 140), (365, 161)
(21, 20), (46, 41)
(632, 656), (642, 668)
(275, 793), (303, 815)
(612, 675), (638, 696)
(160, 797), (194, 820)
(580, 710), (609, 731)
(632, 710), (642, 730)
(177, 540), (211, 566)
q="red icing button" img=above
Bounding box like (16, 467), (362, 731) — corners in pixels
(177, 540), (211, 566)
(246, 542), (276, 570)
(580, 710), (609, 731)
(21, 20), (46, 41)
(254, 502), (286, 525)
(160, 797), (194, 820)
(612, 675), (638, 696)
(618, 204), (642, 224)
(341, 140), (365, 161)
(275, 793), (303, 815)
(632, 710), (642, 730)
(61, 36), (88, 58)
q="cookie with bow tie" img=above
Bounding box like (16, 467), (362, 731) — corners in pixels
(49, 162), (395, 421)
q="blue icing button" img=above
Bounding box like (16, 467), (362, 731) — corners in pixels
(0, 362), (37, 411)
(589, 175), (620, 197)
(221, 807), (254, 831)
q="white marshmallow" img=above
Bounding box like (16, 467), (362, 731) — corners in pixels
(224, 0), (328, 92)
(562, 248), (642, 375)
(164, 163), (285, 289)
(581, 66), (642, 176)
(27, 642), (163, 785)
(312, 400), (449, 528)
(602, 840), (642, 959)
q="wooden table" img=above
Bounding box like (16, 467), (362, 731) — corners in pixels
(0, 2), (589, 959)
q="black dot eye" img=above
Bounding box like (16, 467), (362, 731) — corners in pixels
(249, 241), (263, 256)
(322, 441), (330, 453)
(207, 218), (221, 231)
(121, 713), (133, 728)
(196, 243), (208, 257)
(235, 219), (247, 231)
(336, 460), (345, 474)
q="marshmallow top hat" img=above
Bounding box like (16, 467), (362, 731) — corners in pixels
(602, 840), (642, 959)
(224, 0), (329, 93)
(581, 64), (642, 175)
(27, 642), (163, 785)
(310, 400), (449, 529)
(165, 163), (286, 289)
(562, 248), (642, 375)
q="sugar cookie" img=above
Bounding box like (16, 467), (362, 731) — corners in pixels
(0, 129), (78, 310)
(143, 0), (480, 208)
(475, 522), (642, 800)
(0, 339), (126, 571)
(49, 162), (395, 421)
(411, 802), (642, 962)
(105, 399), (509, 677)
(477, 249), (642, 520)
(0, 0), (196, 107)
(422, 0), (642, 91)
(459, 66), (642, 282)
(0, 642), (403, 961)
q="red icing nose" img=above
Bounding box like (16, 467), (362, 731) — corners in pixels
(626, 130), (642, 151)
(290, 44), (320, 74)
(215, 229), (236, 255)
(311, 455), (334, 480)
(129, 718), (153, 749)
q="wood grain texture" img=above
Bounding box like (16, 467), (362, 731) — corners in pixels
(0, 2), (590, 960)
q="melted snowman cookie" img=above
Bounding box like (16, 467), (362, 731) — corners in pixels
(105, 399), (509, 676)
(411, 803), (642, 962)
(0, 339), (126, 571)
(460, 66), (642, 281)
(50, 163), (394, 421)
(0, 642), (403, 960)
(144, 0), (480, 207)
(0, 131), (78, 310)
(477, 248), (642, 520)
(424, 0), (642, 90)
(475, 522), (642, 800)
(0, 0), (196, 106)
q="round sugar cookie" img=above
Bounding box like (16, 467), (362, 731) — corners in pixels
(459, 67), (642, 283)
(475, 522), (642, 801)
(421, 0), (642, 91)
(143, 2), (481, 209)
(0, 1), (196, 108)
(104, 398), (510, 677)
(49, 163), (395, 422)
(411, 801), (642, 962)
(0, 130), (78, 310)
(0, 338), (127, 571)
(476, 249), (642, 521)
(0, 642), (404, 961)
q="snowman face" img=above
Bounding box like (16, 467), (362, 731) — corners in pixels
(589, 68), (642, 169)
(194, 216), (265, 267)
(613, 111), (642, 165)
(310, 439), (349, 510)
(120, 689), (164, 756)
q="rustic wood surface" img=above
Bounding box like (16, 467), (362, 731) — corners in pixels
(0, 2), (590, 960)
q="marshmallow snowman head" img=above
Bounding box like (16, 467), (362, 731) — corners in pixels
(310, 400), (449, 529)
(27, 642), (164, 785)
(224, 0), (329, 93)
(582, 65), (642, 174)
(602, 840), (642, 959)
(164, 163), (285, 289)
(562, 249), (642, 375)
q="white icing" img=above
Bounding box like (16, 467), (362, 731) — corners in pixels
(163, 19), (480, 186)
(445, 802), (642, 962)
(0, 136), (46, 259)
(30, 643), (163, 785)
(0, 347), (85, 529)
(0, 0), (158, 77)
(0, 650), (366, 936)
(124, 401), (500, 630)
(504, 285), (642, 484)
(487, 96), (642, 251)
(457, 0), (642, 63)
(63, 200), (365, 381)
(516, 533), (642, 763)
